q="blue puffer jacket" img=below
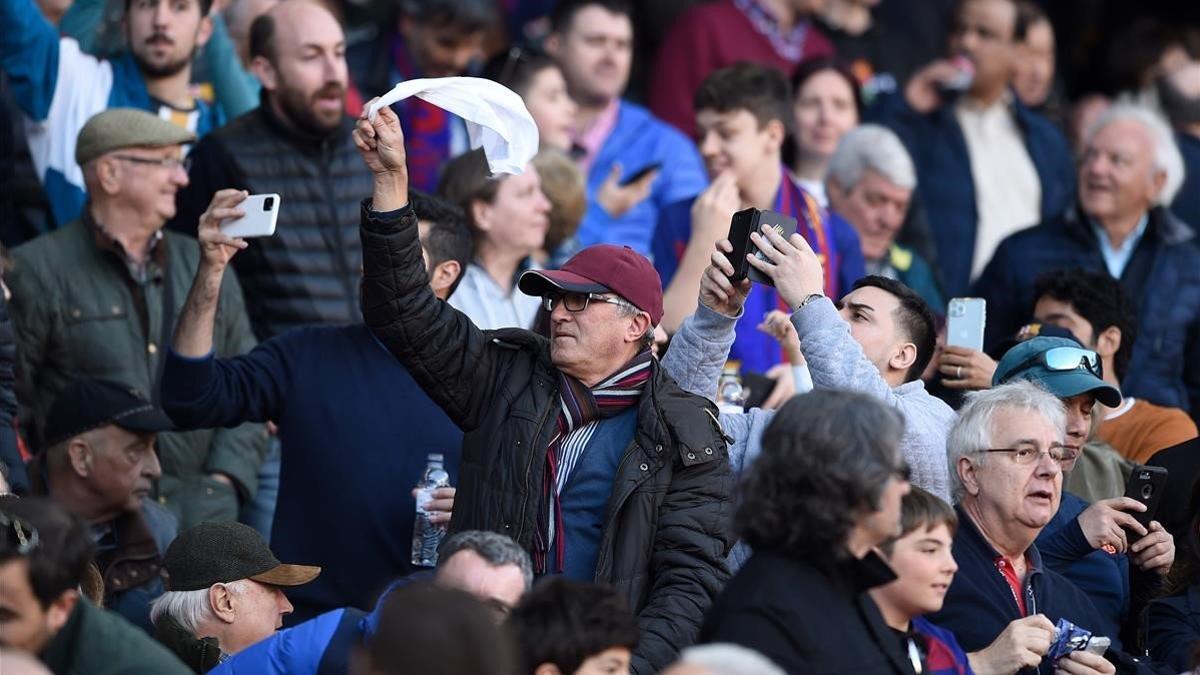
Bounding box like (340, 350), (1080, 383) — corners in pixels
(867, 91), (1075, 297)
(973, 204), (1200, 416)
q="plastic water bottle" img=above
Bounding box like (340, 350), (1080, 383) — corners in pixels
(411, 453), (451, 567)
(716, 361), (747, 416)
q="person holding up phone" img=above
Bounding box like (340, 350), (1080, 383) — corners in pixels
(993, 336), (1176, 651)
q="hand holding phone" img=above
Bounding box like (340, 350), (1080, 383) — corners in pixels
(1123, 465), (1168, 531)
(724, 208), (799, 286)
(946, 298), (986, 351)
(220, 193), (281, 238)
(619, 162), (662, 187)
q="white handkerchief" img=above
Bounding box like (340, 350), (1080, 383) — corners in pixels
(368, 77), (539, 176)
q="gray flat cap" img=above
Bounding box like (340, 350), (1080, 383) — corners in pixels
(75, 108), (196, 166)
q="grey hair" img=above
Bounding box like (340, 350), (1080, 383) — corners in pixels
(825, 124), (917, 192)
(437, 530), (534, 590)
(946, 381), (1067, 502)
(675, 644), (786, 675)
(149, 579), (252, 635)
(617, 301), (656, 350)
(1084, 101), (1185, 205)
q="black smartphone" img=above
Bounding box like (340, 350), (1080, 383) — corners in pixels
(725, 208), (799, 286)
(619, 162), (662, 186)
(1123, 465), (1169, 530)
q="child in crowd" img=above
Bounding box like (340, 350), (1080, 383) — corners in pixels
(508, 577), (640, 675)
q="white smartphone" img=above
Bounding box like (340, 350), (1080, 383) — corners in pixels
(221, 193), (280, 238)
(946, 297), (986, 351)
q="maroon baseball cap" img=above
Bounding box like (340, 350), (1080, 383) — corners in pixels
(519, 245), (664, 324)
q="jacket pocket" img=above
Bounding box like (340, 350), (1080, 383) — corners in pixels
(62, 304), (136, 371)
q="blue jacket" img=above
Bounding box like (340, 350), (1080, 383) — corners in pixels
(0, 0), (223, 228)
(1035, 491), (1129, 649)
(578, 100), (707, 255)
(1147, 586), (1200, 671)
(208, 607), (368, 675)
(973, 204), (1200, 416)
(868, 91), (1074, 297)
(160, 324), (462, 623)
(929, 505), (1106, 674)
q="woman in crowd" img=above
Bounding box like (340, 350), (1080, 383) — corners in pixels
(790, 57), (864, 206)
(701, 389), (914, 673)
(438, 149), (551, 330)
(484, 46), (578, 153)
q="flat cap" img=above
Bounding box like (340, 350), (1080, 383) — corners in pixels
(75, 108), (196, 166)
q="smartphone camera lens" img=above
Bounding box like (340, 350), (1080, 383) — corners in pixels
(949, 303), (964, 318)
(1142, 484), (1154, 499)
(264, 197), (275, 211)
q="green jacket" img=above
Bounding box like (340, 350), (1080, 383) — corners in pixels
(40, 597), (192, 675)
(9, 215), (267, 528)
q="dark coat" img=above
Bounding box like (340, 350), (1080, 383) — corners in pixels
(40, 598), (190, 674)
(868, 90), (1075, 297)
(171, 100), (375, 340)
(701, 549), (915, 674)
(972, 204), (1200, 417)
(1147, 586), (1200, 671)
(358, 201), (735, 674)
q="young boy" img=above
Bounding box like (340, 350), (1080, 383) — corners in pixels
(653, 62), (865, 376)
(508, 577), (640, 675)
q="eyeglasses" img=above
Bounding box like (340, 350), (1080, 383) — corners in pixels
(982, 443), (1079, 466)
(543, 292), (636, 314)
(1011, 346), (1102, 380)
(112, 154), (191, 172)
(0, 512), (40, 556)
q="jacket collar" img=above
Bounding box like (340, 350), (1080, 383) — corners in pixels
(1062, 202), (1196, 248)
(954, 504), (1045, 577)
(154, 613), (224, 672)
(94, 507), (164, 593)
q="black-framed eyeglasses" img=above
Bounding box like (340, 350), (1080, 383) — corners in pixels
(112, 154), (191, 171)
(0, 512), (40, 556)
(543, 292), (636, 314)
(1012, 346), (1102, 380)
(982, 443), (1078, 466)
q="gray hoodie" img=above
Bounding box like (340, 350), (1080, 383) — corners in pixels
(661, 300), (954, 566)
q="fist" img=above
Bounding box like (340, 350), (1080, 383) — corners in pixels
(354, 101), (409, 176)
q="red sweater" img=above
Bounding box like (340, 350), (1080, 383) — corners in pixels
(649, 0), (834, 138)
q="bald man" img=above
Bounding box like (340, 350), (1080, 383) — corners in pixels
(172, 0), (375, 341)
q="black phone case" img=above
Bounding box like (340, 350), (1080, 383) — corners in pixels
(1123, 464), (1169, 529)
(725, 208), (800, 286)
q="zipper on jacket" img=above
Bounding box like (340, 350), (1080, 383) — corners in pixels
(516, 388), (557, 545)
(593, 440), (649, 579)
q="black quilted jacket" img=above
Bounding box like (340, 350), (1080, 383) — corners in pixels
(171, 100), (376, 339)
(358, 200), (735, 674)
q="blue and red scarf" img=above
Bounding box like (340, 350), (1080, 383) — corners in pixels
(533, 351), (654, 574)
(389, 35), (452, 193)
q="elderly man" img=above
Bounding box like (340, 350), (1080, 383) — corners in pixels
(207, 530), (533, 674)
(353, 104), (733, 674)
(31, 378), (177, 632)
(993, 336), (1175, 652)
(662, 227), (954, 508)
(8, 109), (266, 532)
(976, 103), (1200, 419)
(869, 0), (1074, 297)
(827, 124), (943, 311)
(150, 521), (320, 670)
(0, 498), (190, 673)
(930, 382), (1117, 674)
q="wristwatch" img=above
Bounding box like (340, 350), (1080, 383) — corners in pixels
(793, 293), (825, 312)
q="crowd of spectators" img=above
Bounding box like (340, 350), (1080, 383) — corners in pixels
(4, 0), (1200, 673)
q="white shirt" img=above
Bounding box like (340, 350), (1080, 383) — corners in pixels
(1092, 214), (1149, 278)
(797, 177), (828, 207)
(956, 95), (1042, 281)
(448, 263), (541, 330)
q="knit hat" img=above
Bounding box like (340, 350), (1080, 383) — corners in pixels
(75, 108), (196, 166)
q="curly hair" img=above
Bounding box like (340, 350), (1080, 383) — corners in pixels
(508, 577), (639, 674)
(1032, 268), (1138, 381)
(736, 389), (905, 561)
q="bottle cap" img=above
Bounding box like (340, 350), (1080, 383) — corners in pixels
(428, 453), (444, 462)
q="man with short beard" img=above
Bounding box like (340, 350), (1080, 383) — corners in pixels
(171, 0), (375, 343)
(1, 0), (223, 227)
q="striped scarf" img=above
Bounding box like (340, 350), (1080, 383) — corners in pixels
(533, 351), (655, 574)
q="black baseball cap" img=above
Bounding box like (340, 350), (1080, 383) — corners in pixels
(163, 521), (321, 592)
(43, 378), (175, 448)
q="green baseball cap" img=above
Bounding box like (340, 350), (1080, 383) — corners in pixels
(75, 108), (196, 166)
(992, 335), (1122, 407)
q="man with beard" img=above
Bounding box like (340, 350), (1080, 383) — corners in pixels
(0, 0), (222, 228)
(172, 0), (374, 342)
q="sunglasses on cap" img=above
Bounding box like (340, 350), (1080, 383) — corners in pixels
(0, 512), (39, 556)
(1012, 346), (1102, 380)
